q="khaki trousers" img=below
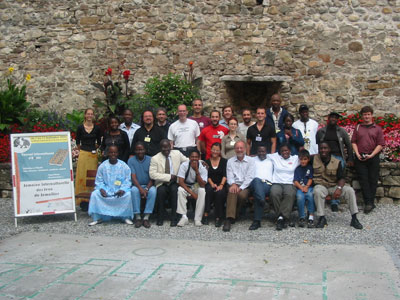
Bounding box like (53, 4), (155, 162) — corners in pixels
(176, 185), (205, 221)
(314, 185), (359, 217)
(226, 188), (249, 219)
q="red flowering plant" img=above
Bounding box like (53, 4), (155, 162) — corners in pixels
(183, 61), (202, 89)
(93, 60), (133, 118)
(321, 112), (400, 162)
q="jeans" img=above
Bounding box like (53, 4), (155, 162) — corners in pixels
(131, 185), (157, 215)
(250, 178), (271, 221)
(296, 187), (315, 219)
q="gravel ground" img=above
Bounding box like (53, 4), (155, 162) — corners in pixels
(1, 198), (399, 261)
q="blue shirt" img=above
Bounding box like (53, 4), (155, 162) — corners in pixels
(293, 165), (313, 186)
(127, 155), (151, 185)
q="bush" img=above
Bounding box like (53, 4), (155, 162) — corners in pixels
(0, 69), (30, 131)
(144, 73), (200, 120)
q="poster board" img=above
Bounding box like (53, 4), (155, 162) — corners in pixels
(11, 132), (76, 226)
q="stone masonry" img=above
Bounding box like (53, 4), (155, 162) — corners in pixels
(0, 0), (399, 120)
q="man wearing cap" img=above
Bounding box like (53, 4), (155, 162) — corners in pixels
(266, 94), (289, 134)
(316, 112), (354, 212)
(293, 105), (319, 155)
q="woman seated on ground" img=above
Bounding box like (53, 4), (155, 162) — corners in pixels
(88, 145), (133, 226)
(276, 113), (304, 156)
(221, 117), (246, 159)
(101, 116), (130, 162)
(203, 142), (227, 227)
(269, 143), (299, 230)
(74, 108), (102, 212)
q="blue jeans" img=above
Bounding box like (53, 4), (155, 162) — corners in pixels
(131, 185), (157, 215)
(296, 187), (315, 219)
(250, 178), (271, 221)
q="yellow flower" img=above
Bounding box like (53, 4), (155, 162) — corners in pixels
(8, 67), (14, 73)
(26, 74), (31, 81)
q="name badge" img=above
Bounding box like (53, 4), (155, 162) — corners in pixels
(230, 141), (235, 146)
(255, 136), (262, 142)
(199, 122), (204, 127)
(144, 136), (151, 142)
(114, 180), (121, 186)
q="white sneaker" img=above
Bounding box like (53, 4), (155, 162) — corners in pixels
(177, 217), (189, 227)
(88, 219), (102, 226)
(125, 219), (133, 225)
(194, 220), (202, 227)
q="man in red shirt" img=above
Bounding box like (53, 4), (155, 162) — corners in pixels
(198, 110), (229, 159)
(351, 106), (385, 214)
(189, 99), (211, 132)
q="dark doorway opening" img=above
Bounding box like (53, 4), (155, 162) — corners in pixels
(220, 75), (291, 115)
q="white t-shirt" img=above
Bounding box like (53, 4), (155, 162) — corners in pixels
(253, 156), (273, 182)
(168, 118), (200, 148)
(238, 122), (255, 137)
(268, 152), (299, 184)
(177, 160), (208, 184)
(292, 119), (319, 155)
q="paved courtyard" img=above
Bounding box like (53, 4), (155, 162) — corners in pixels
(0, 232), (399, 300)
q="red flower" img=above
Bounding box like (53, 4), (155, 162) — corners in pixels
(188, 61), (194, 66)
(122, 70), (131, 81)
(105, 67), (112, 76)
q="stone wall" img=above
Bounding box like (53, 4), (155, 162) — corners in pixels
(1, 162), (400, 204)
(0, 0), (399, 120)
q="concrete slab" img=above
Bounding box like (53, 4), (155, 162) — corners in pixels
(0, 232), (399, 300)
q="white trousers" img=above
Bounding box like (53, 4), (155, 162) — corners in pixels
(176, 185), (205, 221)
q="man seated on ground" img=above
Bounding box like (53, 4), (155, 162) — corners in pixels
(176, 149), (208, 227)
(313, 142), (363, 229)
(88, 145), (133, 226)
(128, 142), (156, 229)
(249, 145), (273, 231)
(198, 110), (229, 160)
(149, 139), (188, 226)
(224, 140), (255, 232)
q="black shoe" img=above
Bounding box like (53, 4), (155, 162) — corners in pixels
(156, 219), (164, 226)
(288, 220), (295, 227)
(215, 219), (222, 227)
(350, 218), (363, 230)
(307, 219), (315, 228)
(170, 220), (178, 227)
(298, 218), (306, 228)
(249, 221), (261, 231)
(316, 216), (327, 228)
(276, 218), (284, 231)
(331, 204), (339, 212)
(223, 220), (231, 232)
(364, 204), (373, 214)
(202, 216), (209, 225)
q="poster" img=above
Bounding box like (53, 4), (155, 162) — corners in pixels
(11, 132), (76, 218)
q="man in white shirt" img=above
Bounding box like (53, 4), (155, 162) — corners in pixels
(119, 109), (140, 147)
(248, 146), (273, 230)
(238, 108), (255, 137)
(292, 105), (319, 155)
(176, 149), (208, 227)
(224, 140), (255, 232)
(168, 104), (200, 157)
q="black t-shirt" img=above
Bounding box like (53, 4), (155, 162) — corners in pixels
(324, 126), (341, 156)
(131, 125), (167, 156)
(247, 122), (276, 155)
(205, 158), (227, 185)
(75, 124), (102, 152)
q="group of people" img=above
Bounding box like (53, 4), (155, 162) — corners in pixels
(74, 94), (385, 231)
